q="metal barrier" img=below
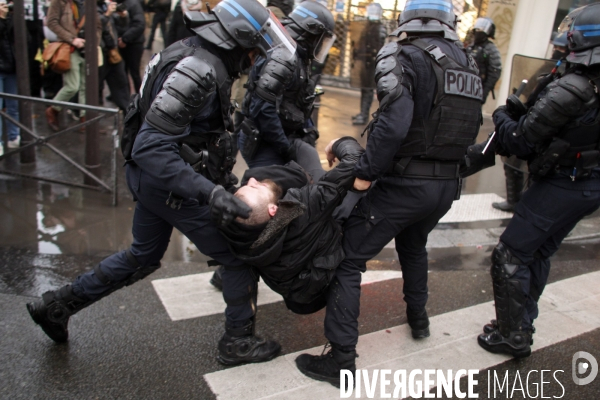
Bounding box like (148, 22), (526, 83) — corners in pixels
(0, 92), (121, 206)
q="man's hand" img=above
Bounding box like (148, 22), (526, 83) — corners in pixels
(106, 1), (117, 16)
(118, 37), (126, 48)
(325, 138), (340, 167)
(209, 185), (252, 228)
(72, 37), (85, 49)
(353, 178), (371, 191)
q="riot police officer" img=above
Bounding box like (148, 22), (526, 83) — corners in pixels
(238, 0), (336, 168)
(26, 0), (297, 366)
(467, 17), (502, 105)
(478, 4), (600, 358)
(295, 0), (483, 387)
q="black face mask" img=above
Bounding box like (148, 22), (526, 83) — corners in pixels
(552, 48), (567, 61)
(473, 31), (488, 45)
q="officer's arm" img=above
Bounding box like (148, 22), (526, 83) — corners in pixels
(248, 49), (297, 154)
(131, 56), (219, 202)
(492, 108), (534, 158)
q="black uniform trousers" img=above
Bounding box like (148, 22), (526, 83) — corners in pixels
(498, 172), (600, 329)
(71, 164), (255, 327)
(121, 42), (144, 93)
(99, 60), (131, 111)
(324, 176), (458, 348)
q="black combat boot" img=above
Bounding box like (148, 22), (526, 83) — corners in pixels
(483, 319), (535, 344)
(217, 319), (281, 366)
(26, 285), (90, 343)
(296, 343), (357, 389)
(477, 328), (532, 358)
(492, 165), (524, 212)
(352, 89), (374, 126)
(210, 265), (224, 291)
(407, 306), (430, 339)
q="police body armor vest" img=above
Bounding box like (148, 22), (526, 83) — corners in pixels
(397, 38), (483, 162)
(244, 53), (317, 135)
(121, 38), (236, 185)
(469, 43), (489, 81)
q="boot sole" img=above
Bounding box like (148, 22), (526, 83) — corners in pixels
(26, 303), (69, 343)
(477, 335), (531, 358)
(296, 364), (342, 388)
(411, 327), (430, 339)
(217, 346), (281, 366)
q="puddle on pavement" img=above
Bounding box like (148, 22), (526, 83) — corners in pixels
(0, 177), (207, 264)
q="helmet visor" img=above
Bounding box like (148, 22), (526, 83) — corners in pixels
(313, 31), (336, 63)
(260, 11), (297, 60)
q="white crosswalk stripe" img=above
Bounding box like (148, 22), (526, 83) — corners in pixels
(204, 270), (600, 399)
(152, 270), (403, 321)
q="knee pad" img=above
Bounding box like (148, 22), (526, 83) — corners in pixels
(491, 242), (525, 269)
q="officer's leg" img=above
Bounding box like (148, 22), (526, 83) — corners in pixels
(292, 139), (325, 181)
(166, 198), (280, 365)
(492, 157), (525, 212)
(479, 181), (600, 357)
(477, 241), (533, 358)
(27, 199), (171, 343)
(394, 179), (456, 338)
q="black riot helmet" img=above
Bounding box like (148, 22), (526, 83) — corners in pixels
(184, 0), (296, 60)
(287, 1), (336, 63)
(473, 17), (496, 39)
(395, 0), (459, 41)
(568, 3), (600, 52)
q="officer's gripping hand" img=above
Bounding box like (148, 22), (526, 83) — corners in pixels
(209, 185), (252, 228)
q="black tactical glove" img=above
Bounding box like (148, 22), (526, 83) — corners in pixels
(209, 185), (252, 228)
(505, 94), (528, 120)
(459, 140), (496, 178)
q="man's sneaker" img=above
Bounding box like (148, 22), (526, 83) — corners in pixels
(7, 136), (20, 149)
(217, 321), (281, 366)
(407, 306), (430, 339)
(477, 329), (532, 358)
(296, 343), (357, 389)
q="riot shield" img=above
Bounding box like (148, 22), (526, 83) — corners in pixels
(509, 54), (558, 102)
(349, 20), (386, 89)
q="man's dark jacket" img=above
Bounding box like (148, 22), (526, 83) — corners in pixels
(220, 137), (364, 313)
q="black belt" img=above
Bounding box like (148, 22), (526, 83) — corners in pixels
(386, 159), (459, 179)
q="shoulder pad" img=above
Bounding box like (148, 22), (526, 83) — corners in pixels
(522, 72), (599, 144)
(375, 41), (404, 110)
(376, 42), (401, 63)
(254, 48), (298, 103)
(145, 55), (217, 135)
(556, 73), (597, 106)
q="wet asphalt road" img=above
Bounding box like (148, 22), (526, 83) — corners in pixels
(1, 84), (600, 399)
